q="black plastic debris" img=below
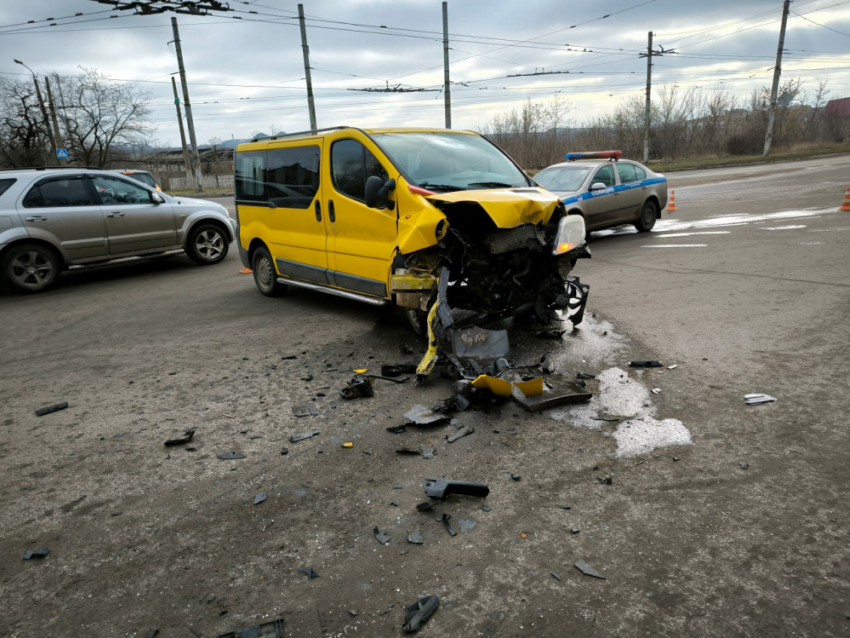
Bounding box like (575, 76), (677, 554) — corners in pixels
(22, 547), (49, 560)
(387, 424), (407, 434)
(280, 447), (289, 456)
(629, 360), (663, 368)
(218, 618), (285, 638)
(403, 595), (439, 633)
(381, 364), (417, 377)
(217, 452), (246, 460)
(420, 445), (436, 459)
(424, 478), (490, 500)
(598, 476), (613, 485)
(512, 378), (592, 412)
(292, 403), (319, 417)
(340, 375), (374, 400)
(373, 526), (391, 545)
(745, 393), (776, 406)
(574, 560), (606, 579)
(290, 430), (320, 443)
(396, 448), (420, 456)
(551, 572), (561, 581)
(400, 344), (414, 355)
(740, 463), (749, 470)
(164, 428), (196, 447)
(35, 402), (68, 417)
(254, 492), (267, 505)
(447, 425), (474, 443)
(536, 328), (566, 340)
(559, 504), (572, 510)
(300, 374), (313, 381)
(441, 513), (457, 537)
(297, 567), (319, 579)
(404, 405), (451, 427)
(416, 501), (434, 512)
(592, 414), (634, 423)
(369, 374), (411, 384)
(281, 355), (297, 360)
(576, 372), (596, 380)
(408, 531), (424, 545)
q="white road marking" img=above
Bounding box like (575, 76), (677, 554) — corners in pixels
(641, 244), (708, 248)
(760, 225), (806, 230)
(653, 231), (730, 238)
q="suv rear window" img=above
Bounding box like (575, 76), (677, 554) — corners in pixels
(0, 178), (16, 198)
(23, 177), (94, 208)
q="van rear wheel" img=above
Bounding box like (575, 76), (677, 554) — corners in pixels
(252, 246), (287, 297)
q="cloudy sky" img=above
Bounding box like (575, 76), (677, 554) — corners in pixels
(1, 0), (849, 146)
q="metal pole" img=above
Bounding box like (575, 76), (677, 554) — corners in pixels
(171, 16), (204, 191)
(44, 76), (66, 166)
(763, 0), (791, 156)
(171, 76), (193, 183)
(298, 4), (317, 134)
(643, 31), (652, 164)
(15, 61), (56, 164)
(442, 1), (451, 129)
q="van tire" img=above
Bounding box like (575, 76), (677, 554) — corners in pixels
(252, 246), (287, 297)
(2, 242), (60, 294)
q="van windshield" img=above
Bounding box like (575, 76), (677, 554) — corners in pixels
(372, 133), (530, 192)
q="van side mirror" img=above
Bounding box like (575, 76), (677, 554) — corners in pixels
(365, 176), (396, 209)
(151, 192), (165, 204)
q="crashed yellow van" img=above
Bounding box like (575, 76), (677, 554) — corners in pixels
(235, 127), (590, 372)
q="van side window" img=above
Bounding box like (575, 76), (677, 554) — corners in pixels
(23, 177), (93, 208)
(331, 139), (388, 202)
(267, 146), (320, 209)
(235, 151), (266, 202)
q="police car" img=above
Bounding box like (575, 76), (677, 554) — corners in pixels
(534, 151), (668, 234)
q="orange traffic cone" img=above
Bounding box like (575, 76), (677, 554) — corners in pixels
(666, 189), (678, 213)
(840, 187), (850, 212)
(239, 267), (253, 275)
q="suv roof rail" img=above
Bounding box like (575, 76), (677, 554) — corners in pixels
(249, 126), (353, 143)
(0, 166), (105, 172)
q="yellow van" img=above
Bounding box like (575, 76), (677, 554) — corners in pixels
(234, 127), (589, 342)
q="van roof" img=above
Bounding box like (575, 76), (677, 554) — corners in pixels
(237, 126), (477, 152)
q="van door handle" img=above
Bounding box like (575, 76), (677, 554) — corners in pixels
(314, 200), (322, 222)
(24, 215), (47, 222)
(328, 200), (336, 223)
(106, 212), (125, 218)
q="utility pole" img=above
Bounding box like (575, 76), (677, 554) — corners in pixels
(14, 60), (57, 165)
(763, 0), (791, 156)
(171, 76), (193, 181)
(43, 76), (66, 166)
(170, 16), (204, 191)
(643, 31), (652, 164)
(442, 1), (451, 129)
(298, 4), (318, 134)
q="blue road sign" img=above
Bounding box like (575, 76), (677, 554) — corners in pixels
(56, 148), (69, 159)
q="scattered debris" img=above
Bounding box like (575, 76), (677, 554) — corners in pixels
(348, 610), (358, 618)
(651, 388), (661, 394)
(512, 378), (591, 412)
(342, 442), (354, 448)
(373, 526), (391, 545)
(22, 547), (49, 560)
(451, 326), (510, 362)
(447, 425), (474, 443)
(404, 405), (450, 427)
(387, 424), (407, 434)
(667, 364), (678, 370)
(381, 364), (418, 377)
(254, 493), (267, 506)
(551, 572), (561, 581)
(481, 505), (492, 512)
(424, 478), (490, 500)
(402, 595), (440, 633)
(473, 374), (543, 399)
(416, 501), (434, 512)
(393, 484), (404, 489)
(369, 374), (411, 384)
(407, 531), (424, 545)
(570, 527), (580, 534)
(280, 447), (289, 456)
(218, 618), (285, 638)
(144, 630), (159, 638)
(441, 513), (457, 537)
(673, 457), (679, 462)
(281, 355), (297, 360)
(340, 375), (374, 400)
(629, 360), (663, 368)
(297, 567), (319, 579)
(745, 393), (776, 405)
(34, 402), (68, 417)
(576, 372), (596, 380)
(740, 463), (749, 470)
(592, 413), (634, 423)
(217, 452), (246, 460)
(290, 430), (320, 443)
(396, 448), (420, 456)
(559, 504), (572, 510)
(597, 476), (613, 485)
(354, 368), (368, 374)
(164, 428), (196, 447)
(400, 344), (414, 355)
(300, 374), (313, 381)
(419, 445), (436, 459)
(510, 474), (521, 481)
(190, 628), (202, 637)
(292, 403), (319, 417)
(574, 560), (606, 579)
(536, 328), (566, 340)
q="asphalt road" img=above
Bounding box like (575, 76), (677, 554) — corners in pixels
(1, 155), (849, 637)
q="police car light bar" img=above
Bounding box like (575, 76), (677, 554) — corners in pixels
(565, 150), (622, 161)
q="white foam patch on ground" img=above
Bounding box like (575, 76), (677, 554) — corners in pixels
(653, 207), (836, 233)
(641, 244), (707, 248)
(761, 225), (806, 230)
(653, 231), (730, 238)
(592, 226), (638, 237)
(550, 315), (626, 369)
(550, 367), (692, 458)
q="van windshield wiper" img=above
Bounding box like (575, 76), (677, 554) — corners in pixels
(466, 181), (520, 189)
(418, 183), (467, 192)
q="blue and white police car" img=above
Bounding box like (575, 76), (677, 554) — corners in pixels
(534, 151), (668, 234)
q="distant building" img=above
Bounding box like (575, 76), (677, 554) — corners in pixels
(825, 97), (850, 116)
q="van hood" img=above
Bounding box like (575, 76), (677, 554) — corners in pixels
(427, 186), (561, 228)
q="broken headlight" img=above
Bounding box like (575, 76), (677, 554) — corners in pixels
(552, 215), (586, 256)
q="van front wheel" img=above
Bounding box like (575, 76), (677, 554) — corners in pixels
(252, 247), (287, 297)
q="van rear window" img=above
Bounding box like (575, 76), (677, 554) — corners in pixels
(0, 178), (15, 198)
(236, 147), (321, 208)
(235, 151), (266, 202)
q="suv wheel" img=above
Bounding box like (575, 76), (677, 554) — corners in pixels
(2, 243), (60, 293)
(252, 246), (287, 297)
(187, 223), (228, 265)
(635, 201), (658, 232)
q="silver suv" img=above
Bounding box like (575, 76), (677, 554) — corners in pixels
(0, 168), (235, 293)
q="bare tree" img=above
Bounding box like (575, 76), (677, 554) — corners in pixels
(0, 77), (52, 167)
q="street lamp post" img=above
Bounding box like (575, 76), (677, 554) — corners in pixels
(14, 59), (60, 165)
